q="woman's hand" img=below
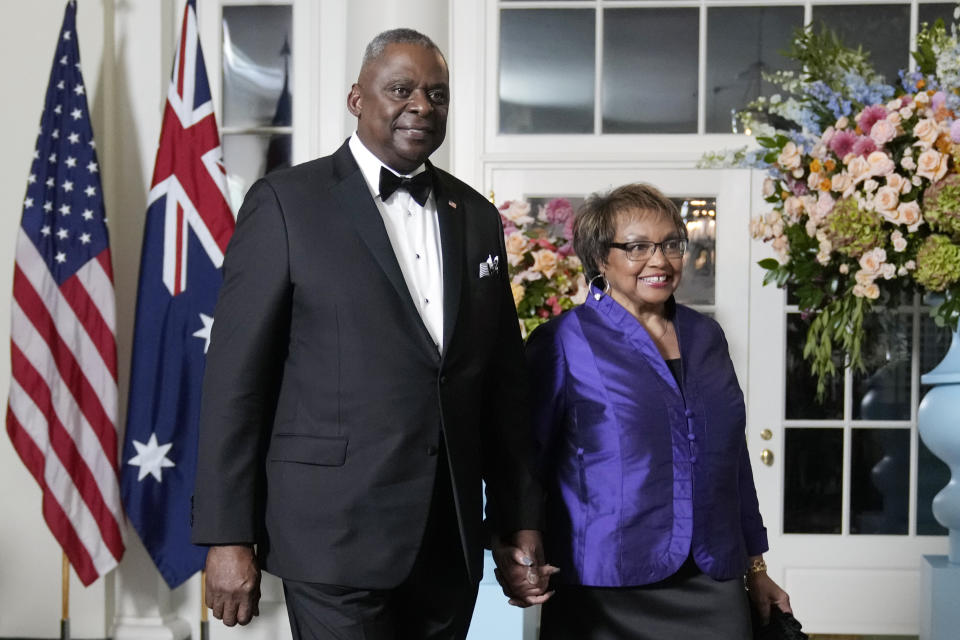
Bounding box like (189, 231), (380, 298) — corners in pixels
(746, 563), (791, 625)
(491, 529), (559, 607)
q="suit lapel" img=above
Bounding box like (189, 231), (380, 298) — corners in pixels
(330, 143), (439, 357)
(432, 166), (464, 357)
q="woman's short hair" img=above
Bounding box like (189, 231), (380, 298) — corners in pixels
(573, 183), (686, 280)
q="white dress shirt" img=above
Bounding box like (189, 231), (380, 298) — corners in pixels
(348, 134), (444, 349)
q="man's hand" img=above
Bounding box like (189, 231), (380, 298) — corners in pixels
(204, 545), (261, 626)
(491, 529), (559, 607)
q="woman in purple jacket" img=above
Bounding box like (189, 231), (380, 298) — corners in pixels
(527, 184), (791, 639)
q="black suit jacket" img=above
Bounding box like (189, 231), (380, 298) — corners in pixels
(191, 141), (541, 587)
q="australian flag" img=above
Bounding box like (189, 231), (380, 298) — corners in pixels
(121, 0), (235, 588)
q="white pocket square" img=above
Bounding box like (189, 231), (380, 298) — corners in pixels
(479, 254), (500, 278)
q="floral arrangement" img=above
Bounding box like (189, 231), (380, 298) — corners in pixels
(499, 198), (588, 337)
(708, 20), (960, 397)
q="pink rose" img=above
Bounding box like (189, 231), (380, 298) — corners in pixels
(874, 185), (900, 213)
(914, 118), (941, 147)
(778, 142), (803, 170)
(858, 247), (887, 275)
(866, 151), (895, 177)
(891, 230), (907, 252)
(897, 201), (922, 227)
(870, 119), (897, 146)
(831, 171), (852, 194)
(886, 173), (908, 193)
(531, 248), (559, 278)
(505, 231), (530, 266)
(500, 200), (535, 225)
(917, 149), (949, 182)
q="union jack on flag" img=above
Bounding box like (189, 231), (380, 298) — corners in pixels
(6, 0), (124, 586)
(121, 0), (235, 588)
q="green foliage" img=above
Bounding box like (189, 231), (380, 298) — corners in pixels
(824, 198), (886, 258)
(924, 175), (960, 238)
(914, 18), (948, 76)
(803, 295), (868, 399)
(916, 234), (960, 292)
(786, 23), (885, 87)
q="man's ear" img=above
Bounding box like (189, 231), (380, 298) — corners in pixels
(347, 84), (362, 118)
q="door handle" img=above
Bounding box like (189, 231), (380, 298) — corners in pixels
(760, 449), (774, 466)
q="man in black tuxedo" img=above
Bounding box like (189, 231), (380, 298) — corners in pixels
(191, 28), (552, 639)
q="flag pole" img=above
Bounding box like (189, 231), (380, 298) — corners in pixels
(61, 553), (70, 640)
(200, 570), (209, 640)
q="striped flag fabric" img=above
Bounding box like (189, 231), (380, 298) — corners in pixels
(6, 0), (125, 586)
(121, 0), (235, 588)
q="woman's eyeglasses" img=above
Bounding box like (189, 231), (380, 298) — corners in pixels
(607, 239), (687, 261)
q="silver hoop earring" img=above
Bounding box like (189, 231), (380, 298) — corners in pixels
(589, 274), (610, 301)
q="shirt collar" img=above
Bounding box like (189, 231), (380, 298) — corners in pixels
(348, 133), (427, 201)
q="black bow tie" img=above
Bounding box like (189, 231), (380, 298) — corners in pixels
(379, 166), (432, 206)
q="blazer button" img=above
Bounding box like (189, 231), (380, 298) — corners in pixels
(687, 433), (696, 441)
(439, 375), (448, 385)
(684, 409), (694, 418)
(426, 445), (439, 456)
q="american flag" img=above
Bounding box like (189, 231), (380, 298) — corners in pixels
(121, 0), (235, 588)
(6, 0), (124, 586)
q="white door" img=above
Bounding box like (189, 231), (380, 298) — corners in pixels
(747, 173), (950, 635)
(473, 166), (753, 640)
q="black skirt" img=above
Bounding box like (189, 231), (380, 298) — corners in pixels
(539, 557), (751, 640)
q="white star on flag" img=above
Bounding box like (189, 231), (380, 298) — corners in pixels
(63, 180), (74, 192)
(65, 156), (77, 168)
(84, 185), (96, 197)
(193, 313), (215, 353)
(68, 132), (79, 144)
(24, 197), (34, 209)
(127, 433), (176, 482)
(71, 108), (82, 120)
(55, 252), (66, 263)
(87, 160), (98, 173)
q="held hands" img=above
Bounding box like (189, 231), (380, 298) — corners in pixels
(204, 544), (262, 626)
(746, 559), (792, 625)
(491, 529), (559, 607)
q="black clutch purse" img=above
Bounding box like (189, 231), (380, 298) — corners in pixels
(752, 605), (809, 640)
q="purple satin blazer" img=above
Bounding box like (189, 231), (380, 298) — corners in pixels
(525, 290), (768, 586)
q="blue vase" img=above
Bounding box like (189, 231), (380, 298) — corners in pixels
(919, 326), (960, 564)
